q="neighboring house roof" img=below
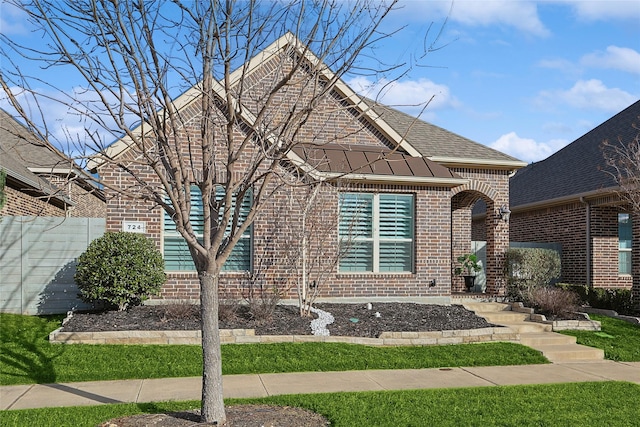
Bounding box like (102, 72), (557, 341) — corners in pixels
(91, 33), (524, 181)
(0, 109), (74, 206)
(0, 109), (104, 206)
(366, 101), (526, 170)
(510, 100), (640, 209)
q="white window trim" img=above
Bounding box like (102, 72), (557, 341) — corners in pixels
(618, 212), (632, 276)
(339, 192), (414, 274)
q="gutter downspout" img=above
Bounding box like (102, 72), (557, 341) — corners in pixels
(580, 197), (591, 286)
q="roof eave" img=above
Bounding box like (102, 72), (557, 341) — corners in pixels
(511, 186), (625, 212)
(325, 173), (468, 187)
(5, 174), (74, 206)
(429, 156), (528, 170)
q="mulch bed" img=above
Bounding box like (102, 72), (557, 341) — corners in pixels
(61, 302), (497, 338)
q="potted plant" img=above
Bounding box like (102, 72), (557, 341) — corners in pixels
(454, 253), (482, 292)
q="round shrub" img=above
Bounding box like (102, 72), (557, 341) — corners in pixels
(75, 232), (166, 310)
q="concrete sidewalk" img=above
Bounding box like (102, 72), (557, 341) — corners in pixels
(2, 361), (639, 410)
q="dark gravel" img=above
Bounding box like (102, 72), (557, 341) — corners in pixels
(62, 302), (496, 338)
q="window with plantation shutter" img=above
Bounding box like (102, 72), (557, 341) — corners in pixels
(163, 185), (252, 271)
(619, 213), (632, 275)
(339, 192), (414, 273)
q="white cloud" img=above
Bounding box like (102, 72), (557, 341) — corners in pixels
(0, 84), (129, 153)
(0, 1), (30, 35)
(489, 132), (569, 163)
(536, 58), (583, 77)
(581, 46), (640, 74)
(562, 0), (640, 22)
(396, 0), (550, 37)
(346, 76), (460, 117)
(535, 79), (637, 112)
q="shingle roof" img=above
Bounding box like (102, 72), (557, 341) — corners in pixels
(510, 100), (640, 208)
(0, 109), (69, 170)
(364, 100), (524, 164)
(0, 109), (74, 204)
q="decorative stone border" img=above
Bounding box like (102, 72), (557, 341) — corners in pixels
(49, 326), (518, 346)
(582, 308), (640, 326)
(510, 302), (601, 331)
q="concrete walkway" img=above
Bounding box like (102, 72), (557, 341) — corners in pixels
(2, 361), (639, 410)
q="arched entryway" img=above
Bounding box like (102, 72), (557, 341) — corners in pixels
(451, 183), (509, 295)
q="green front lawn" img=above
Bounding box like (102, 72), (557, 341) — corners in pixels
(2, 382), (638, 427)
(559, 314), (640, 361)
(0, 313), (547, 385)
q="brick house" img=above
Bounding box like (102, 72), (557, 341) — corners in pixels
(94, 34), (525, 303)
(507, 100), (640, 302)
(0, 109), (105, 217)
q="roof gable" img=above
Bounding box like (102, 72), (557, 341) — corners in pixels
(94, 33), (425, 169)
(510, 99), (640, 208)
(94, 33), (522, 183)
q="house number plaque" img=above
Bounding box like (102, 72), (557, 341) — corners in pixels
(122, 221), (146, 233)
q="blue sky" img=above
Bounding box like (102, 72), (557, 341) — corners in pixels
(2, 0), (639, 164)
(348, 0), (640, 163)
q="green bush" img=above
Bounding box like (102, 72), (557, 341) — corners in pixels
(504, 248), (561, 304)
(557, 284), (636, 315)
(75, 232), (166, 310)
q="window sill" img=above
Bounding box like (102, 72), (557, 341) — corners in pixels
(337, 272), (414, 277)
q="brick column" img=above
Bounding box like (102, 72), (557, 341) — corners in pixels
(485, 200), (510, 295)
(451, 207), (472, 293)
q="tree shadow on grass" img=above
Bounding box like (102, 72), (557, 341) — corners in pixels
(0, 314), (65, 384)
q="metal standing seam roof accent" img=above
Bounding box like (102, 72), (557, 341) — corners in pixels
(291, 144), (462, 181)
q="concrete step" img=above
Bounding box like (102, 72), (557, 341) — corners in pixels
(519, 333), (577, 347)
(479, 311), (532, 323)
(535, 344), (605, 363)
(465, 302), (605, 363)
(497, 321), (553, 333)
(463, 302), (511, 313)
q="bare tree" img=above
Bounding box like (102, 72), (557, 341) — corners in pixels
(0, 0), (422, 423)
(0, 169), (6, 210)
(602, 121), (640, 212)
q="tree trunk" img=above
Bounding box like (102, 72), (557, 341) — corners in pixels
(199, 269), (226, 424)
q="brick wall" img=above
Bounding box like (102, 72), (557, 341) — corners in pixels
(1, 186), (65, 216)
(48, 176), (106, 217)
(1, 178), (105, 218)
(510, 202), (633, 290)
(101, 172), (455, 301)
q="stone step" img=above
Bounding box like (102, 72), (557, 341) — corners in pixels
(519, 332), (577, 347)
(463, 302), (511, 313)
(535, 344), (605, 363)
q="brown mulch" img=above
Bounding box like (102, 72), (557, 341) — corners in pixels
(100, 405), (330, 427)
(65, 302), (497, 426)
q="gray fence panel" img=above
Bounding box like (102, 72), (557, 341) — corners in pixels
(0, 217), (24, 313)
(0, 216), (105, 315)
